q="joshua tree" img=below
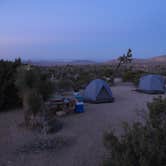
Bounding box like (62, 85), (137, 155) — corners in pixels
(116, 48), (133, 71)
(110, 49), (132, 85)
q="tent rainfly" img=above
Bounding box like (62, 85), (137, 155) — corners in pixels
(83, 79), (114, 103)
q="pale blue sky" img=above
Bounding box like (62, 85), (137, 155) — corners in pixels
(0, 0), (166, 61)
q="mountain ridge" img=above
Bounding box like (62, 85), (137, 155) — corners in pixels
(24, 55), (166, 66)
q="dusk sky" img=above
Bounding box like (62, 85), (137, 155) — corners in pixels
(0, 0), (166, 61)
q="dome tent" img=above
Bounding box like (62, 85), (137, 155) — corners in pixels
(83, 79), (114, 103)
(138, 74), (165, 94)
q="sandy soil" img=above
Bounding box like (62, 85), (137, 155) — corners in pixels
(0, 83), (165, 166)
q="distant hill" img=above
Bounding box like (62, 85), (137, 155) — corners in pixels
(70, 60), (97, 65)
(23, 55), (166, 67)
(24, 60), (96, 66)
(106, 55), (166, 65)
(148, 55), (166, 63)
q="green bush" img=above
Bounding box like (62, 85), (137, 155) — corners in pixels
(103, 96), (166, 166)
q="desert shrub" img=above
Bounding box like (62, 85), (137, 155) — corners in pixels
(122, 70), (145, 85)
(36, 72), (55, 101)
(103, 96), (166, 166)
(46, 65), (116, 90)
(15, 66), (40, 92)
(103, 68), (114, 78)
(0, 58), (22, 111)
(26, 91), (43, 116)
(74, 72), (96, 89)
(147, 96), (166, 128)
(15, 66), (54, 126)
(57, 79), (74, 91)
(15, 66), (54, 101)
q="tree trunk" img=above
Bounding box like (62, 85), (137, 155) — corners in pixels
(115, 61), (122, 73)
(22, 92), (31, 127)
(111, 61), (122, 85)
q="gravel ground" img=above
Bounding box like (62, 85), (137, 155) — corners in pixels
(0, 83), (165, 166)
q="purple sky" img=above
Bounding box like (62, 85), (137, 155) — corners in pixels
(0, 0), (166, 61)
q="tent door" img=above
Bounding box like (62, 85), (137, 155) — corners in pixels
(96, 86), (111, 101)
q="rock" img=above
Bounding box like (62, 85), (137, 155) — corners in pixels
(56, 111), (66, 117)
(114, 77), (123, 85)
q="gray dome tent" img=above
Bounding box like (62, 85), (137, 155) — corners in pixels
(138, 74), (165, 94)
(83, 79), (114, 103)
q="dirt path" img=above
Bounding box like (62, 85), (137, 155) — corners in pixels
(0, 84), (164, 166)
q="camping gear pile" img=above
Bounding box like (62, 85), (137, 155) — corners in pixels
(46, 97), (75, 116)
(46, 78), (114, 116)
(73, 92), (84, 113)
(46, 92), (85, 116)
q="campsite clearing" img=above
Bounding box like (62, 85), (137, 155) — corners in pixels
(0, 83), (165, 166)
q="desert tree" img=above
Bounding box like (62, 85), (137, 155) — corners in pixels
(115, 48), (133, 72)
(109, 49), (133, 84)
(0, 58), (22, 111)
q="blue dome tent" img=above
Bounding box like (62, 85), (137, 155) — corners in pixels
(83, 79), (114, 103)
(138, 74), (165, 94)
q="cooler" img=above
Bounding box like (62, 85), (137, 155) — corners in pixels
(75, 102), (84, 113)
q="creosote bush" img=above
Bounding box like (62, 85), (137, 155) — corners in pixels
(104, 96), (166, 166)
(147, 96), (166, 128)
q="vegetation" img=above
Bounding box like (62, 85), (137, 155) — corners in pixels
(0, 55), (165, 113)
(47, 65), (114, 90)
(115, 48), (133, 72)
(122, 70), (146, 85)
(15, 66), (54, 127)
(0, 58), (22, 111)
(103, 96), (166, 166)
(147, 96), (166, 128)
